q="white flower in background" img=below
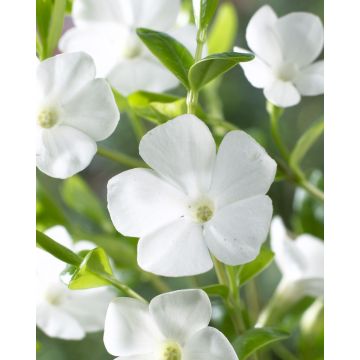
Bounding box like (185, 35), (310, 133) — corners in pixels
(36, 52), (119, 179)
(108, 115), (276, 277)
(235, 5), (324, 108)
(270, 216), (324, 299)
(104, 289), (238, 359)
(37, 226), (116, 340)
(59, 0), (197, 95)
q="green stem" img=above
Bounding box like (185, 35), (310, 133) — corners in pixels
(187, 28), (206, 114)
(126, 106), (146, 141)
(143, 273), (171, 293)
(97, 146), (146, 168)
(299, 178), (324, 201)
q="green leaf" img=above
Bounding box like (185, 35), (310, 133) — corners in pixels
(193, 0), (219, 30)
(61, 176), (113, 232)
(127, 91), (180, 107)
(136, 28), (194, 89)
(189, 51), (254, 91)
(202, 284), (229, 299)
(46, 0), (66, 58)
(36, 230), (82, 266)
(208, 2), (238, 54)
(238, 247), (274, 287)
(63, 248), (114, 290)
(233, 327), (289, 359)
(290, 119), (324, 173)
(36, 0), (53, 52)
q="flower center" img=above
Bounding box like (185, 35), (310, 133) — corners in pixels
(160, 340), (182, 360)
(37, 108), (58, 128)
(44, 283), (65, 305)
(275, 62), (299, 82)
(189, 198), (215, 223)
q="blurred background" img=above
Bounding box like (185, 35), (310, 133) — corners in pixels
(37, 0), (324, 359)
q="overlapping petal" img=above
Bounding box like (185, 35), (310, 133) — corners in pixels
(204, 196), (273, 265)
(104, 298), (161, 357)
(139, 115), (216, 197)
(107, 168), (189, 237)
(264, 79), (301, 108)
(149, 289), (212, 343)
(36, 125), (97, 179)
(294, 61), (324, 96)
(209, 130), (276, 208)
(183, 327), (238, 360)
(137, 218), (213, 277)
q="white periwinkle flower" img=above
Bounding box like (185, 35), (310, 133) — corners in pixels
(36, 52), (120, 179)
(270, 216), (324, 300)
(59, 0), (197, 95)
(104, 289), (238, 359)
(236, 5), (324, 108)
(108, 115), (276, 277)
(37, 226), (116, 340)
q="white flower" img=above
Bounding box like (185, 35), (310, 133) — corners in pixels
(270, 216), (324, 299)
(108, 115), (276, 277)
(36, 226), (116, 340)
(36, 52), (120, 179)
(59, 0), (197, 95)
(104, 289), (238, 359)
(235, 5), (324, 108)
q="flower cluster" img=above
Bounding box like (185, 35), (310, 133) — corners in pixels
(36, 1), (324, 358)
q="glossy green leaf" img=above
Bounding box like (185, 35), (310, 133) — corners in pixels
(233, 327), (289, 359)
(136, 28), (194, 89)
(189, 51), (254, 91)
(64, 248), (114, 290)
(61, 176), (112, 232)
(128, 91), (180, 107)
(208, 2), (238, 54)
(36, 230), (82, 266)
(46, 0), (66, 58)
(238, 247), (274, 287)
(290, 119), (324, 173)
(193, 0), (219, 30)
(202, 284), (229, 299)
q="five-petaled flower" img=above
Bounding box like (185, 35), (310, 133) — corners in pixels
(270, 216), (324, 299)
(235, 5), (324, 108)
(107, 115), (276, 277)
(59, 0), (197, 95)
(36, 52), (119, 179)
(103, 289), (238, 359)
(36, 226), (115, 340)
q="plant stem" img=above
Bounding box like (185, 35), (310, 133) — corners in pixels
(187, 28), (206, 114)
(97, 146), (146, 168)
(300, 178), (325, 201)
(126, 106), (146, 141)
(143, 273), (171, 293)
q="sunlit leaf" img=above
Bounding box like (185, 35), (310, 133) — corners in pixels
(46, 0), (66, 58)
(202, 284), (229, 299)
(233, 327), (289, 359)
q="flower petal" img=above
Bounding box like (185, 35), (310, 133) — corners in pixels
(169, 24), (198, 56)
(59, 24), (125, 78)
(294, 60), (324, 96)
(104, 298), (161, 357)
(107, 168), (188, 237)
(37, 302), (85, 340)
(246, 5), (282, 67)
(37, 52), (95, 104)
(45, 225), (73, 249)
(61, 78), (119, 141)
(149, 290), (211, 343)
(209, 130), (276, 208)
(108, 57), (179, 95)
(139, 115), (216, 197)
(264, 79), (301, 108)
(138, 218), (213, 277)
(275, 12), (324, 67)
(183, 327), (238, 360)
(36, 125), (97, 179)
(204, 196), (273, 265)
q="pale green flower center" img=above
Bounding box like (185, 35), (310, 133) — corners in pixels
(190, 198), (215, 223)
(160, 341), (182, 360)
(37, 108), (58, 128)
(275, 62), (299, 82)
(44, 283), (65, 305)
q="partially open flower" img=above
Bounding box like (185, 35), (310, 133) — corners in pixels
(271, 216), (324, 299)
(108, 115), (276, 277)
(36, 52), (119, 179)
(36, 226), (115, 340)
(235, 5), (324, 108)
(103, 289), (238, 359)
(59, 0), (197, 95)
